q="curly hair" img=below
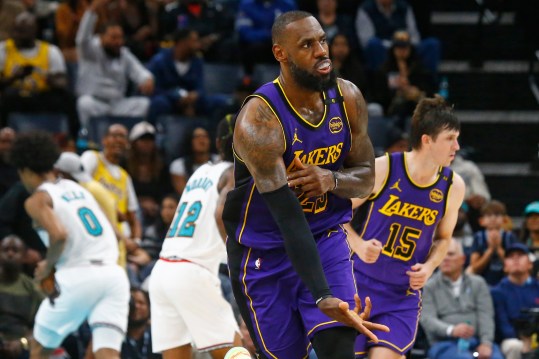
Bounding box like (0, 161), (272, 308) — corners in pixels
(10, 131), (60, 174)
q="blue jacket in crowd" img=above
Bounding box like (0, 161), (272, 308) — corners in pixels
(491, 277), (539, 341)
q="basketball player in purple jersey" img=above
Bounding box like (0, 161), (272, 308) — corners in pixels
(347, 96), (466, 358)
(223, 10), (388, 359)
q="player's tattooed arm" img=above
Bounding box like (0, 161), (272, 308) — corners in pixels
(234, 98), (336, 304)
(234, 98), (288, 193)
(336, 78), (375, 199)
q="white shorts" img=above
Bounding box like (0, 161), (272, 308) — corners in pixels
(149, 259), (239, 353)
(33, 264), (129, 351)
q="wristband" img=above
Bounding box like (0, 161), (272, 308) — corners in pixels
(315, 294), (334, 305)
(331, 171), (338, 191)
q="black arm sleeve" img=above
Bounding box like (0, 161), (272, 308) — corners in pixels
(261, 185), (332, 302)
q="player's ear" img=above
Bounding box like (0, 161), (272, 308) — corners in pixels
(421, 134), (430, 146)
(273, 43), (286, 63)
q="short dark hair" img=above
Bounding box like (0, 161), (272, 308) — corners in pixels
(410, 95), (460, 150)
(271, 10), (313, 43)
(216, 114), (236, 162)
(10, 131), (60, 174)
(480, 200), (507, 216)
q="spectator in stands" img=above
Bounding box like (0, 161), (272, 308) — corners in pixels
(126, 121), (171, 226)
(421, 238), (504, 359)
(121, 287), (161, 359)
(451, 152), (492, 232)
(136, 193), (179, 288)
(491, 243), (539, 359)
(55, 0), (114, 91)
(81, 124), (151, 273)
(56, 0), (91, 66)
(0, 235), (44, 359)
(521, 201), (539, 250)
(116, 0), (158, 62)
(76, 0), (154, 129)
(0, 183), (45, 274)
(211, 81), (258, 126)
(470, 200), (517, 286)
(329, 32), (369, 101)
(355, 0), (440, 72)
(315, 0), (358, 51)
(453, 203), (475, 266)
(0, 12), (79, 137)
(169, 125), (218, 195)
(235, 0), (297, 78)
(158, 0), (236, 62)
(0, 0), (24, 41)
(141, 193), (179, 262)
(0, 127), (17, 198)
(371, 30), (435, 129)
(520, 201), (539, 278)
(147, 28), (228, 122)
(383, 125), (409, 153)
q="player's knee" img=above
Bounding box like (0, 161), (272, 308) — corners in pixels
(91, 324), (124, 352)
(312, 327), (357, 359)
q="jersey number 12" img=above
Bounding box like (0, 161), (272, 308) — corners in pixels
(167, 201), (202, 238)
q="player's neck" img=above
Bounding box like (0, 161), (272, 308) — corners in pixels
(405, 151), (440, 184)
(278, 74), (323, 108)
(30, 172), (57, 191)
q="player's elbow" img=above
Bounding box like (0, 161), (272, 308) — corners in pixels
(353, 173), (375, 198)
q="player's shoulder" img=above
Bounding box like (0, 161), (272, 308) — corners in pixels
(449, 170), (466, 194)
(337, 77), (364, 99)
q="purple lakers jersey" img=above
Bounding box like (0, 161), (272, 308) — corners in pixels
(223, 79), (353, 249)
(354, 152), (454, 286)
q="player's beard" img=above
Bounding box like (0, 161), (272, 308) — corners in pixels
(289, 60), (337, 92)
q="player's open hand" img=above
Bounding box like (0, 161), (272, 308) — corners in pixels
(287, 157), (334, 197)
(317, 294), (389, 342)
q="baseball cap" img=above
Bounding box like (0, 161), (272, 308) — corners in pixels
(524, 201), (539, 216)
(54, 152), (92, 182)
(392, 30), (411, 48)
(129, 121), (156, 142)
(505, 243), (530, 256)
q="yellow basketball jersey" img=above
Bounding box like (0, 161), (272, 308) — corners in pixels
(3, 39), (49, 94)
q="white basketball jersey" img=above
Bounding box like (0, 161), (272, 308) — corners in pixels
(37, 179), (119, 270)
(160, 161), (231, 274)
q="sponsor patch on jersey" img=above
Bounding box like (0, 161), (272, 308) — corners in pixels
(329, 117), (343, 134)
(430, 189), (444, 203)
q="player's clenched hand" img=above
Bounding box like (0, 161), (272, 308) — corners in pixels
(406, 263), (435, 290)
(354, 238), (382, 264)
(317, 294), (389, 342)
(287, 157), (335, 198)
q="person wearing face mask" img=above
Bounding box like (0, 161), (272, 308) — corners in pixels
(75, 0), (155, 130)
